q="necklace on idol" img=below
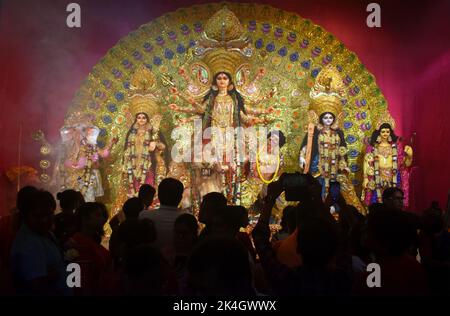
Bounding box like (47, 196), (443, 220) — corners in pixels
(256, 146), (280, 184)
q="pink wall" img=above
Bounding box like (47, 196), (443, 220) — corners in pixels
(1, 0), (449, 214)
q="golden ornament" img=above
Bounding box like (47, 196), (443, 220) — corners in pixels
(40, 173), (50, 183)
(39, 160), (50, 169)
(40, 144), (51, 156)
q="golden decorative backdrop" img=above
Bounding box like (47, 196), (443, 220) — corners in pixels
(62, 2), (391, 211)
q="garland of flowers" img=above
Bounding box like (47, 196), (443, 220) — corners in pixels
(80, 143), (95, 196)
(124, 128), (153, 196)
(318, 129), (342, 192)
(373, 142), (398, 201)
(256, 149), (281, 184)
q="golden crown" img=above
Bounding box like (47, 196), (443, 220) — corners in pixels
(309, 65), (346, 117)
(375, 111), (396, 130)
(202, 49), (243, 76)
(309, 95), (342, 118)
(129, 94), (159, 117)
(194, 6), (252, 76)
(128, 66), (160, 117)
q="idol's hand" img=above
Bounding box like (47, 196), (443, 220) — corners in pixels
(149, 142), (157, 151)
(299, 156), (307, 169)
(404, 145), (413, 157)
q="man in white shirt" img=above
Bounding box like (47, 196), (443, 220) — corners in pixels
(139, 178), (186, 262)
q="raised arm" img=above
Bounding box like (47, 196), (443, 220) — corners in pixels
(240, 111), (273, 126)
(169, 103), (204, 115)
(404, 145), (413, 167)
(245, 88), (277, 114)
(98, 137), (118, 158)
(169, 87), (206, 114)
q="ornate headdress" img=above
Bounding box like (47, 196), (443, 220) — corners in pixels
(309, 65), (346, 118)
(128, 66), (160, 117)
(375, 111), (396, 130)
(194, 6), (252, 76)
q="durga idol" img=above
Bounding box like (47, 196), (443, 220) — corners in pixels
(167, 7), (276, 204)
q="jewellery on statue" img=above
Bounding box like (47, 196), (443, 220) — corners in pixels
(125, 127), (154, 196)
(81, 144), (95, 195)
(256, 150), (280, 184)
(371, 143), (398, 202)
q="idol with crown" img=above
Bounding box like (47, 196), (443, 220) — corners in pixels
(56, 116), (117, 202)
(299, 65), (366, 213)
(362, 113), (413, 207)
(120, 66), (169, 199)
(167, 7), (277, 204)
(56, 3), (401, 217)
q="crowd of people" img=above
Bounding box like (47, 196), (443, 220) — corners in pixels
(0, 175), (449, 296)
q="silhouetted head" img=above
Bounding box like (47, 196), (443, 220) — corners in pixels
(158, 178), (184, 207)
(382, 187), (404, 211)
(138, 184), (156, 209)
(76, 202), (108, 240)
(198, 192), (227, 225)
(56, 189), (84, 213)
(16, 186), (39, 216)
(22, 190), (56, 235)
(211, 206), (246, 238)
(122, 197), (144, 220)
(174, 213), (199, 254)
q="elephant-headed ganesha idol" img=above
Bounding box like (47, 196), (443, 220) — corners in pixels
(55, 120), (117, 202)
